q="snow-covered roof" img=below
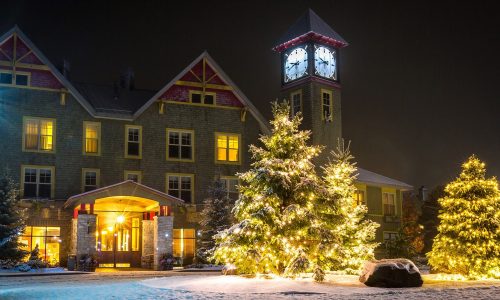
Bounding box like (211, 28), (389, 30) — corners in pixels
(357, 168), (413, 190)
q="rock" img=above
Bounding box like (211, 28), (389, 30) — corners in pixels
(222, 264), (237, 275)
(359, 258), (423, 288)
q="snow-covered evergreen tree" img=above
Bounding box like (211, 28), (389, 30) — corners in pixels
(316, 141), (379, 276)
(428, 155), (500, 279)
(0, 171), (27, 261)
(212, 101), (323, 278)
(197, 178), (233, 262)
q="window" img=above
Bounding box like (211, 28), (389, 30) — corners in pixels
(220, 176), (239, 200)
(83, 121), (101, 155)
(167, 129), (194, 161)
(215, 133), (240, 163)
(23, 117), (55, 153)
(131, 217), (140, 251)
(173, 228), (195, 260)
(189, 90), (216, 105)
(290, 90), (302, 116)
(125, 125), (142, 158)
(354, 189), (366, 206)
(166, 174), (193, 202)
(19, 226), (60, 265)
(321, 89), (333, 121)
(124, 171), (142, 183)
(384, 232), (398, 243)
(21, 165), (54, 199)
(0, 71), (30, 86)
(82, 169), (100, 192)
(383, 192), (396, 216)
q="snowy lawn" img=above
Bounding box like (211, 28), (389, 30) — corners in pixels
(1, 273), (499, 299)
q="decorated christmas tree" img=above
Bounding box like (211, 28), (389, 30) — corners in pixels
(212, 101), (323, 279)
(197, 178), (234, 262)
(427, 155), (500, 279)
(0, 171), (28, 262)
(316, 141), (379, 276)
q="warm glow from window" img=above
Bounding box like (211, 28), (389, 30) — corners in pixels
(216, 134), (239, 162)
(24, 118), (54, 152)
(85, 123), (100, 154)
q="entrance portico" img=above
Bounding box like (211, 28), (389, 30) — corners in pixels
(64, 180), (183, 270)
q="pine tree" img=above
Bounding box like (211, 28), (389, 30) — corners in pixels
(197, 178), (233, 262)
(316, 141), (379, 276)
(212, 101), (323, 278)
(428, 155), (500, 279)
(0, 171), (28, 262)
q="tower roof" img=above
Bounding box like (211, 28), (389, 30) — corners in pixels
(273, 9), (348, 52)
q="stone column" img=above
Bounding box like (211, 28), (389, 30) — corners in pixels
(153, 216), (173, 270)
(76, 214), (97, 258)
(141, 219), (154, 268)
(70, 218), (78, 255)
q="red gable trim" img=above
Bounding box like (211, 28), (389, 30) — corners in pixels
(272, 31), (348, 52)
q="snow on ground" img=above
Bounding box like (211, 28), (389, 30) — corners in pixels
(1, 273), (499, 299)
(0, 267), (66, 273)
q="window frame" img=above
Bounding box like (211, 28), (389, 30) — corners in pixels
(290, 89), (302, 116)
(82, 121), (101, 156)
(383, 231), (399, 243)
(81, 168), (100, 193)
(166, 173), (194, 203)
(20, 165), (55, 199)
(354, 188), (367, 206)
(188, 90), (216, 106)
(22, 116), (56, 153)
(214, 132), (241, 165)
(166, 128), (195, 162)
(382, 191), (397, 216)
(124, 170), (142, 183)
(124, 125), (142, 159)
(320, 89), (333, 121)
(220, 176), (239, 199)
(0, 70), (31, 87)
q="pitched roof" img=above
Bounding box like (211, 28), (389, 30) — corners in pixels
(136, 51), (270, 134)
(72, 82), (156, 119)
(0, 26), (96, 116)
(273, 9), (348, 51)
(357, 167), (413, 190)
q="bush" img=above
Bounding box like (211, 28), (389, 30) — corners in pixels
(159, 253), (174, 271)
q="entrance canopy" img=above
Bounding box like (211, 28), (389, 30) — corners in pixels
(64, 180), (184, 211)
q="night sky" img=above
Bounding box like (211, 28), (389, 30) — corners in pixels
(2, 0), (499, 190)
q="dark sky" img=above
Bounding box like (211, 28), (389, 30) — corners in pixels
(2, 0), (499, 190)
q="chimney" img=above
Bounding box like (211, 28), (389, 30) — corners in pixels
(418, 185), (428, 202)
(62, 59), (71, 79)
(120, 67), (135, 90)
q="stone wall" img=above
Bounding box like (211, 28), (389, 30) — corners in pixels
(76, 214), (97, 257)
(153, 216), (173, 270)
(141, 219), (154, 268)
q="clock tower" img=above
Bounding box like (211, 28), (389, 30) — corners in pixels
(273, 9), (348, 163)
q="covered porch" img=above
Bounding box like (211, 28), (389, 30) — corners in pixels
(64, 180), (184, 270)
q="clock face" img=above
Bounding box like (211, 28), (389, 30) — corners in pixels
(314, 45), (336, 80)
(284, 46), (308, 82)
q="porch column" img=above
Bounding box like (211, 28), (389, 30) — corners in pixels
(153, 216), (173, 270)
(141, 219), (154, 268)
(76, 214), (97, 258)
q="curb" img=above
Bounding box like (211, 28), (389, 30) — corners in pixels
(0, 271), (89, 277)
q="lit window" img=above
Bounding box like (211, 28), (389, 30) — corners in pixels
(82, 169), (99, 192)
(125, 125), (142, 158)
(383, 192), (396, 216)
(354, 190), (366, 206)
(290, 90), (302, 116)
(22, 166), (54, 199)
(131, 218), (140, 251)
(167, 174), (193, 202)
(83, 122), (101, 155)
(173, 228), (195, 260)
(124, 171), (141, 183)
(321, 89), (333, 120)
(23, 117), (55, 152)
(216, 133), (240, 163)
(20, 226), (60, 266)
(220, 176), (239, 200)
(189, 90), (216, 105)
(167, 129), (194, 161)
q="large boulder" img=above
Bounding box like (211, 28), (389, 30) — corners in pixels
(359, 258), (423, 288)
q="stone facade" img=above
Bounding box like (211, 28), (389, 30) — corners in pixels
(75, 214), (97, 257)
(153, 216), (173, 270)
(141, 220), (154, 268)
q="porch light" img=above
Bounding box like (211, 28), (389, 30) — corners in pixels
(165, 233), (169, 237)
(117, 215), (125, 223)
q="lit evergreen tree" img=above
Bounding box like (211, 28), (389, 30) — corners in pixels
(0, 171), (28, 261)
(428, 155), (500, 279)
(316, 141), (379, 276)
(212, 101), (323, 278)
(197, 178), (233, 262)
